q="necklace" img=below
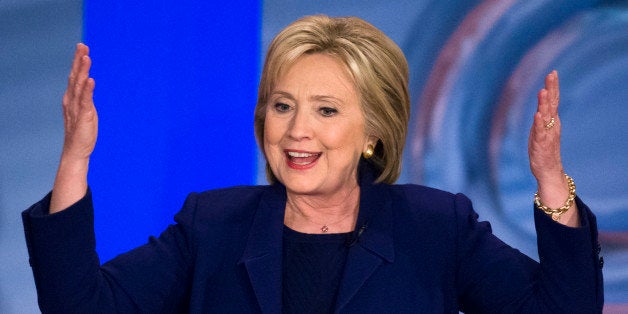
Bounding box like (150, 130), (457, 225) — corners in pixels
(287, 202), (358, 233)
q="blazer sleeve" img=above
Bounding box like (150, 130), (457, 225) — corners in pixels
(454, 194), (603, 313)
(22, 188), (199, 313)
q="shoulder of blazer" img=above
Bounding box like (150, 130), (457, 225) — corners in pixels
(387, 183), (459, 210)
(382, 183), (475, 232)
(185, 185), (274, 226)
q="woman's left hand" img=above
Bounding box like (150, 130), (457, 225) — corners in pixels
(528, 70), (579, 227)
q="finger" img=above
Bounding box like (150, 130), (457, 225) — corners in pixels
(532, 112), (546, 140)
(544, 71), (559, 118)
(544, 71), (554, 101)
(79, 78), (96, 117)
(65, 55), (91, 123)
(62, 92), (71, 121)
(64, 44), (89, 120)
(537, 92), (562, 133)
(537, 88), (550, 119)
(72, 55), (92, 109)
(550, 70), (560, 117)
(66, 43), (90, 100)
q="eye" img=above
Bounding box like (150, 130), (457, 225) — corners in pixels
(319, 107), (338, 117)
(273, 102), (291, 113)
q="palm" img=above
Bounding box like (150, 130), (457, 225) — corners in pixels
(61, 43), (98, 161)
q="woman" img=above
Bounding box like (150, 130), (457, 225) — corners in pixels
(23, 15), (602, 313)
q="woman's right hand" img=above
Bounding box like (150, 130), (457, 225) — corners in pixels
(50, 43), (98, 213)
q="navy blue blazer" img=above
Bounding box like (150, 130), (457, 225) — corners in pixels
(22, 163), (603, 313)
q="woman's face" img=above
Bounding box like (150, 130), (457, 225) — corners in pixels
(264, 53), (372, 196)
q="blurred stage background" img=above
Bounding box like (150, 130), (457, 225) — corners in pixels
(1, 0), (626, 312)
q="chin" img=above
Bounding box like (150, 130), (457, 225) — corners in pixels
(282, 180), (321, 195)
(279, 175), (327, 196)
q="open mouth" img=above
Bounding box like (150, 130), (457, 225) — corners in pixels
(285, 150), (321, 169)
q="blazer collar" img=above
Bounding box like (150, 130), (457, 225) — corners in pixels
(352, 160), (395, 262)
(238, 183), (286, 314)
(335, 160), (395, 311)
(238, 160), (395, 313)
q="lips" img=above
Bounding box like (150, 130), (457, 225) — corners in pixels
(285, 150), (321, 169)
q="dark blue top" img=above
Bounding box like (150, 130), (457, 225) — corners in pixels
(22, 161), (604, 313)
(282, 226), (350, 313)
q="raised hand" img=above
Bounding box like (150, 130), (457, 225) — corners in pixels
(61, 43), (98, 160)
(50, 43), (98, 213)
(528, 71), (579, 226)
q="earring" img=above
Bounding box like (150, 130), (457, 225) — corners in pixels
(362, 144), (374, 159)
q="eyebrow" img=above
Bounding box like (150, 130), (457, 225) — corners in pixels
(270, 91), (345, 104)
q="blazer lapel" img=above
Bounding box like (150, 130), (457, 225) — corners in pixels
(335, 163), (395, 311)
(236, 161), (394, 312)
(238, 184), (286, 314)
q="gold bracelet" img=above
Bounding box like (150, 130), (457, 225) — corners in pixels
(534, 174), (576, 221)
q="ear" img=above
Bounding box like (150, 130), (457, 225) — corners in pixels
(364, 135), (379, 150)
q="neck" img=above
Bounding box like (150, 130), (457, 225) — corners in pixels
(284, 184), (361, 234)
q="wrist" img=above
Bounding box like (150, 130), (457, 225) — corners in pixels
(534, 174), (576, 222)
(536, 173), (569, 208)
(50, 156), (90, 213)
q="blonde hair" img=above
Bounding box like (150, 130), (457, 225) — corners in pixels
(254, 15), (410, 183)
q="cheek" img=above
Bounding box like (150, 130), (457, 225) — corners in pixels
(263, 115), (281, 145)
(263, 117), (283, 162)
(323, 125), (366, 152)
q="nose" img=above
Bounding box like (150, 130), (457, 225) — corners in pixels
(287, 108), (312, 141)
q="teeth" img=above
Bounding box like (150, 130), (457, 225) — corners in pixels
(287, 151), (316, 158)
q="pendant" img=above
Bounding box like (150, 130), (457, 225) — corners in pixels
(321, 225), (329, 233)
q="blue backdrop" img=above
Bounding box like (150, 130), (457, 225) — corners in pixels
(85, 0), (260, 262)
